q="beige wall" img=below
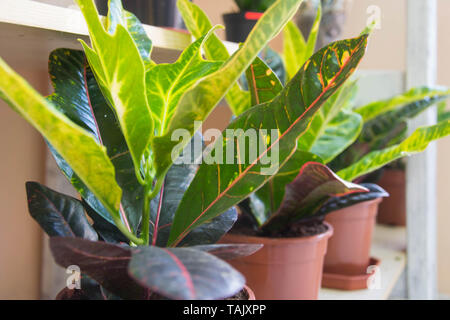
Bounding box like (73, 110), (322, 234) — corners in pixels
(0, 68), (47, 299)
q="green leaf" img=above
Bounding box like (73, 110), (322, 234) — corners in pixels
(146, 28), (223, 137)
(167, 35), (369, 246)
(360, 87), (450, 146)
(338, 120), (450, 181)
(76, 0), (153, 179)
(46, 48), (144, 233)
(250, 151), (322, 225)
(245, 56), (283, 106)
(260, 162), (368, 234)
(355, 86), (450, 122)
(0, 57), (123, 229)
(311, 110), (363, 163)
(149, 134), (237, 247)
(438, 101), (450, 122)
(283, 21), (306, 81)
(106, 0), (154, 69)
(282, 3), (321, 81)
(298, 80), (362, 163)
(305, 2), (322, 61)
(128, 246), (245, 300)
(177, 0), (251, 116)
(331, 86), (450, 173)
(25, 182), (98, 241)
(153, 0), (306, 180)
(50, 237), (148, 299)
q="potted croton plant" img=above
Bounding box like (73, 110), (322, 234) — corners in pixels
(0, 0), (309, 299)
(281, 22), (450, 289)
(179, 0), (370, 300)
(330, 87), (450, 227)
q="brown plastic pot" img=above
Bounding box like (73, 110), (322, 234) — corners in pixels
(244, 285), (256, 300)
(324, 198), (382, 276)
(220, 222), (333, 300)
(376, 169), (406, 226)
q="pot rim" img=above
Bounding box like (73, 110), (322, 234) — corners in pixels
(243, 285), (256, 300)
(223, 221), (333, 245)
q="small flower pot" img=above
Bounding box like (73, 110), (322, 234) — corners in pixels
(376, 169), (406, 226)
(222, 12), (263, 43)
(220, 222), (333, 300)
(95, 0), (188, 29)
(322, 198), (382, 290)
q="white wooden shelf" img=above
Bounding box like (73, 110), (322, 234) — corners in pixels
(319, 225), (406, 300)
(0, 0), (238, 68)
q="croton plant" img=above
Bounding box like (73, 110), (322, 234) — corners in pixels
(217, 9), (450, 235)
(0, 0), (427, 299)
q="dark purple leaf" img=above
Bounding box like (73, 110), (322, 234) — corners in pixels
(50, 237), (148, 300)
(26, 182), (98, 241)
(128, 246), (245, 300)
(318, 183), (389, 216)
(261, 162), (368, 233)
(192, 244), (263, 260)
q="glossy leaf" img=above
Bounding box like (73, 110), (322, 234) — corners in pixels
(153, 0), (305, 180)
(83, 199), (128, 244)
(0, 57), (123, 228)
(235, 0), (275, 12)
(25, 182), (98, 241)
(56, 276), (106, 300)
(146, 28), (222, 136)
(250, 151), (322, 225)
(192, 244), (263, 261)
(50, 237), (148, 299)
(299, 80), (362, 163)
(359, 87), (450, 147)
(245, 56), (283, 106)
(128, 246), (245, 300)
(177, 0), (251, 116)
(355, 86), (450, 122)
(338, 120), (450, 181)
(76, 0), (153, 178)
(106, 0), (154, 69)
(318, 183), (388, 216)
(46, 48), (144, 233)
(438, 101), (450, 122)
(311, 110), (363, 163)
(167, 35), (369, 246)
(261, 162), (368, 233)
(149, 134), (237, 247)
(283, 3), (321, 81)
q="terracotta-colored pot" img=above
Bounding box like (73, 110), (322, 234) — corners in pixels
(324, 198), (382, 275)
(244, 285), (256, 300)
(376, 169), (406, 226)
(220, 222), (333, 300)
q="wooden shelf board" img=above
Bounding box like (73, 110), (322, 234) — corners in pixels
(0, 0), (238, 68)
(319, 225), (406, 300)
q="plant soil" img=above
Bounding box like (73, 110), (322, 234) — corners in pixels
(230, 213), (328, 238)
(148, 288), (249, 300)
(225, 288), (249, 300)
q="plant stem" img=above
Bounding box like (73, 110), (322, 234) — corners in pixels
(140, 177), (165, 245)
(141, 186), (151, 245)
(113, 217), (144, 245)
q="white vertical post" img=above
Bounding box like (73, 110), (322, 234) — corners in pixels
(406, 0), (438, 299)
